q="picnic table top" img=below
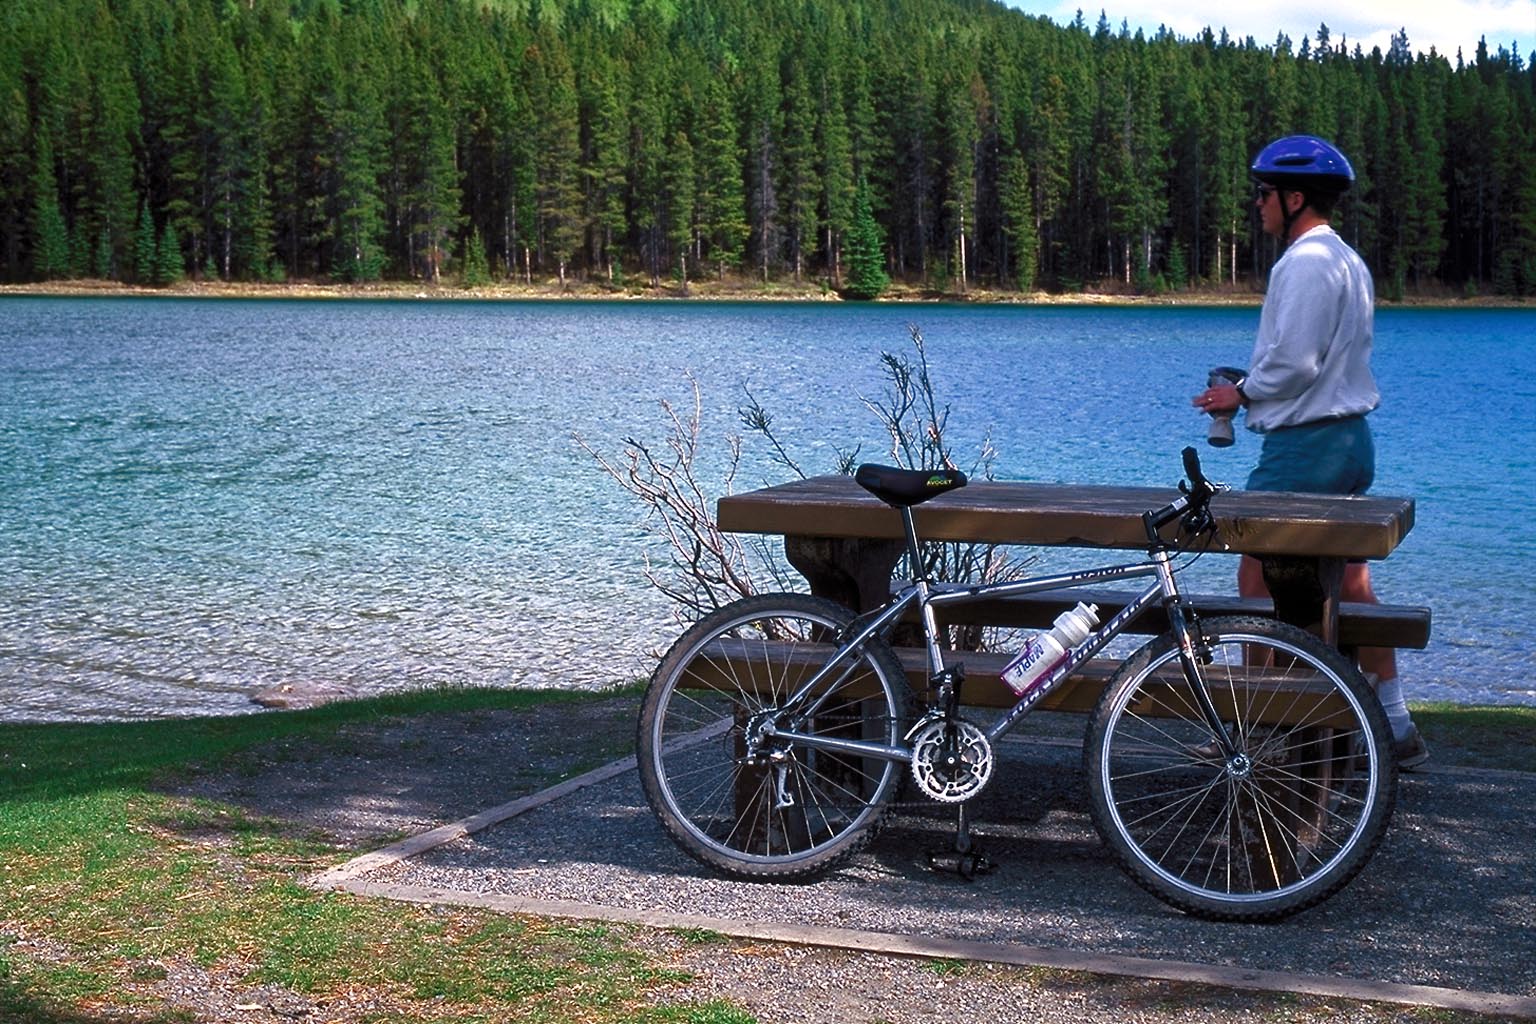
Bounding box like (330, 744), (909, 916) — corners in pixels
(717, 475), (1415, 560)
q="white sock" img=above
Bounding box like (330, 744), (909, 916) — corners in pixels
(1375, 676), (1415, 741)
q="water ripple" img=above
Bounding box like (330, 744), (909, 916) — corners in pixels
(2, 298), (1532, 720)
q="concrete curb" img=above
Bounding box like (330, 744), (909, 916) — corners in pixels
(306, 753), (639, 889)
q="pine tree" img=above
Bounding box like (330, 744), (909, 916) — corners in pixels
(30, 136), (69, 279)
(154, 223), (184, 285)
(328, 67), (388, 283)
(940, 78), (982, 292)
(394, 54), (462, 284)
(743, 48), (782, 281)
(92, 228), (113, 279)
(0, 35), (29, 279)
(779, 59), (819, 282)
(205, 32), (262, 281)
(843, 178), (888, 299)
(461, 226), (490, 287)
(665, 128), (695, 286)
(159, 3), (211, 278)
(816, 62), (854, 285)
(630, 62), (669, 287)
(133, 205), (156, 284)
(528, 32), (583, 285)
(998, 150), (1037, 291)
(234, 52), (277, 282)
(695, 74), (748, 280)
(583, 70), (630, 283)
(1167, 238), (1189, 290)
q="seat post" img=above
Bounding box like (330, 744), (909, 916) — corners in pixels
(899, 505), (927, 583)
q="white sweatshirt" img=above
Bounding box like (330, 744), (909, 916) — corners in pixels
(1243, 224), (1379, 433)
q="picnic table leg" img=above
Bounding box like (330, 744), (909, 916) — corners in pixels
(780, 535), (908, 811)
(1260, 555), (1344, 645)
(1254, 554), (1352, 874)
(784, 536), (904, 613)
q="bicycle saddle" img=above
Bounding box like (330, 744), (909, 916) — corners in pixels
(854, 464), (967, 508)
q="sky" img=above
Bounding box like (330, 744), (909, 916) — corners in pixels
(1000, 0), (1535, 62)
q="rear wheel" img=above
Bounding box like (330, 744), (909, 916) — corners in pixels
(1085, 616), (1395, 921)
(637, 593), (913, 880)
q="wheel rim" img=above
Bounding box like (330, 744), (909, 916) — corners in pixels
(1098, 631), (1381, 904)
(648, 606), (904, 866)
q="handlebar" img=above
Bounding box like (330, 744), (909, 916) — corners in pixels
(1144, 446), (1226, 545)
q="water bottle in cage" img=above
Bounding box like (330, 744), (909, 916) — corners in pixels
(1001, 601), (1100, 697)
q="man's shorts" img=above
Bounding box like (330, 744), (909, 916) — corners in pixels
(1246, 415), (1375, 496)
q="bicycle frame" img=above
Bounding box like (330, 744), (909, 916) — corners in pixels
(763, 514), (1211, 765)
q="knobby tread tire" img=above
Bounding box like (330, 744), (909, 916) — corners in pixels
(637, 592), (914, 881)
(1084, 616), (1397, 921)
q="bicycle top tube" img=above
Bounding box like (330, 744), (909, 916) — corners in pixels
(922, 559), (1162, 609)
(856, 447), (1224, 569)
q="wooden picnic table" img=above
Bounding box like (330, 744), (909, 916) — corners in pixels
(718, 475), (1419, 652)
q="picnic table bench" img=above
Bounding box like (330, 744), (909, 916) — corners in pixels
(717, 474), (1431, 711)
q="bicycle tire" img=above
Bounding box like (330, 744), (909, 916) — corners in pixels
(1084, 615), (1396, 921)
(637, 592), (914, 880)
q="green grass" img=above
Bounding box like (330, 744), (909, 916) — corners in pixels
(0, 686), (741, 1024)
(0, 686), (605, 806)
(1412, 702), (1536, 772)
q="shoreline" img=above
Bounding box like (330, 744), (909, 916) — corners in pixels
(6, 668), (1533, 725)
(1, 276), (1258, 305)
(3, 277), (1529, 307)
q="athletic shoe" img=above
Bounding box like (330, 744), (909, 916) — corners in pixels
(1393, 726), (1430, 771)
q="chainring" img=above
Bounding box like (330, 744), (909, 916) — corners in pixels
(909, 719), (995, 803)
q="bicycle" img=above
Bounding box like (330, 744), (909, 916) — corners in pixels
(636, 448), (1396, 921)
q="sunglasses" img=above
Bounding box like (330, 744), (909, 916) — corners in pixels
(1255, 183), (1279, 201)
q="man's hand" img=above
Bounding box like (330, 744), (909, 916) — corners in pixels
(1193, 384), (1243, 415)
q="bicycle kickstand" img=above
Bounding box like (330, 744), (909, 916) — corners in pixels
(926, 801), (994, 880)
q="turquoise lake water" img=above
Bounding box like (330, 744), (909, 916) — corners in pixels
(2, 296), (1532, 720)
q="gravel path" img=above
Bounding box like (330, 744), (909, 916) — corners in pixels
(176, 695), (1536, 1021)
(364, 736), (1534, 999)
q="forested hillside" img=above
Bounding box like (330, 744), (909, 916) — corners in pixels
(2, 0), (1532, 296)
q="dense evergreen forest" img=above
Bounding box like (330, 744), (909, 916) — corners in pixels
(2, 0), (1534, 296)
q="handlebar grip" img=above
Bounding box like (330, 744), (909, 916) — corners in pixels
(1148, 449), (1227, 542)
(1181, 446), (1207, 491)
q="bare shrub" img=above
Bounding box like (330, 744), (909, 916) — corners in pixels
(575, 324), (1031, 645)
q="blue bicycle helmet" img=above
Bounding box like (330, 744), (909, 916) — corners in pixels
(1250, 135), (1355, 193)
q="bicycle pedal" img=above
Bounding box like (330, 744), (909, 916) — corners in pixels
(926, 848), (995, 880)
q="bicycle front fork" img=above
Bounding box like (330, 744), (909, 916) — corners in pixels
(1156, 555), (1239, 758)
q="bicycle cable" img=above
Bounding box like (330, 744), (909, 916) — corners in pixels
(1171, 521), (1218, 574)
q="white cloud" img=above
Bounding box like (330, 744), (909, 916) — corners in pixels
(1007, 0), (1535, 61)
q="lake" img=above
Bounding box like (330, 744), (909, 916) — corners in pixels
(2, 296), (1532, 721)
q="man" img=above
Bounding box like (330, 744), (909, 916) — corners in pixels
(1193, 134), (1428, 769)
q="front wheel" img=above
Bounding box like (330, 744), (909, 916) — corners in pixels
(637, 593), (914, 881)
(1085, 616), (1396, 921)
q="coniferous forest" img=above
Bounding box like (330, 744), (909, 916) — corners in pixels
(2, 0), (1534, 296)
